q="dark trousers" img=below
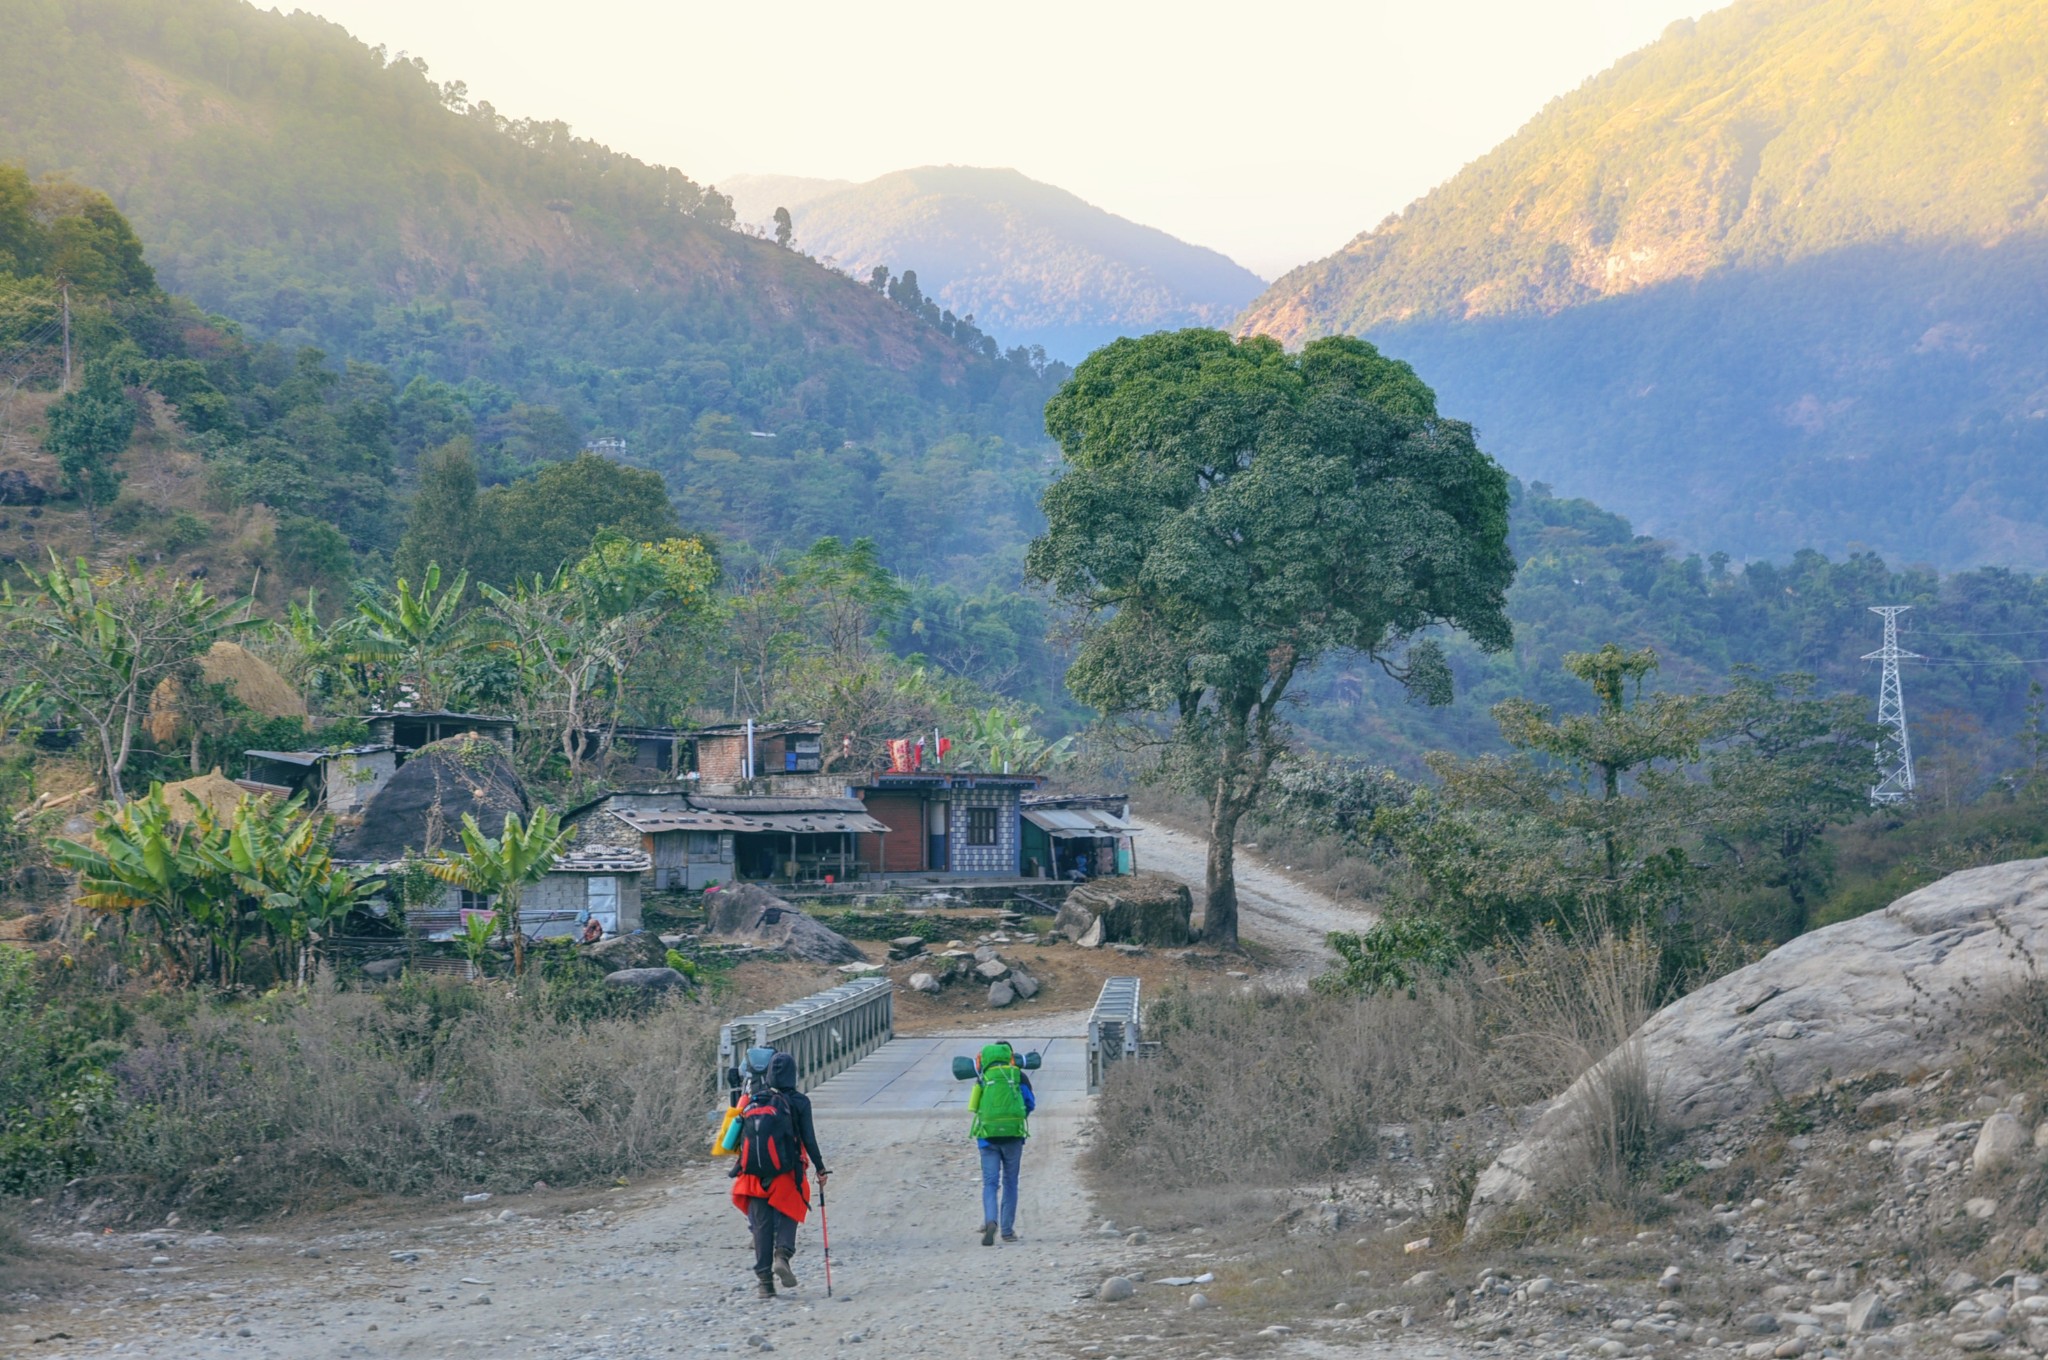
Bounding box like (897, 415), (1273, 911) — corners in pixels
(747, 1196), (797, 1279)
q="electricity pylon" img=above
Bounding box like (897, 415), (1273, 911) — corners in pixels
(1862, 606), (1919, 804)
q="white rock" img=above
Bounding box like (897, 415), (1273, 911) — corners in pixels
(1469, 859), (2048, 1230)
(1964, 1196), (1999, 1220)
(908, 972), (941, 994)
(1188, 1292), (1211, 1310)
(1844, 1293), (1890, 1333)
(1097, 1276), (1135, 1302)
(1974, 1113), (2030, 1174)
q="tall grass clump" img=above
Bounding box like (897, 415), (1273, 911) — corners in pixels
(67, 972), (743, 1218)
(1089, 931), (1663, 1218)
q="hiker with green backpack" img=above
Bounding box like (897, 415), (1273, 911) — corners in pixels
(968, 1041), (1036, 1246)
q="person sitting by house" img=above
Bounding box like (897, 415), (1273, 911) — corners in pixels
(579, 913), (605, 945)
(1067, 851), (1090, 883)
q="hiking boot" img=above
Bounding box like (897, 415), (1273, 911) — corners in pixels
(773, 1250), (799, 1288)
(981, 1219), (997, 1247)
(756, 1272), (776, 1300)
(1001, 1230), (1021, 1243)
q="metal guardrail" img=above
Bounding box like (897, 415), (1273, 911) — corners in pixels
(718, 976), (894, 1100)
(1087, 976), (1142, 1094)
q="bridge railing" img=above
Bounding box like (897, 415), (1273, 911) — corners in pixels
(718, 976), (894, 1102)
(1087, 975), (1142, 1094)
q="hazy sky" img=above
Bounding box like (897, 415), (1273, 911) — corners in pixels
(300, 0), (1707, 279)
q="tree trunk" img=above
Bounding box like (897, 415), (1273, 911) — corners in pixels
(1204, 793), (1245, 949)
(508, 891), (526, 976)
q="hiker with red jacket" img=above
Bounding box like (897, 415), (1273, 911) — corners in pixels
(729, 1051), (829, 1299)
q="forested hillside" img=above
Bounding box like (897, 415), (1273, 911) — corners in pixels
(1302, 479), (2048, 804)
(0, 0), (1062, 491)
(738, 166), (1267, 362)
(1239, 0), (2048, 570)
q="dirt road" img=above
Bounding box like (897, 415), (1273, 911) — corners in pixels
(14, 1017), (1115, 1360)
(1129, 817), (1375, 979)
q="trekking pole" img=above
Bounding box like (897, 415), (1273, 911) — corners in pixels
(818, 1176), (833, 1297)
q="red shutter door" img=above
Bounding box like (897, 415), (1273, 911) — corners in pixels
(861, 794), (926, 873)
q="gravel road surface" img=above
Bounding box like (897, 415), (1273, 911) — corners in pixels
(1128, 817), (1375, 979)
(15, 1017), (1111, 1360)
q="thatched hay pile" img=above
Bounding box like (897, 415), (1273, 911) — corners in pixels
(333, 734), (528, 863)
(147, 642), (306, 744)
(158, 769), (260, 824)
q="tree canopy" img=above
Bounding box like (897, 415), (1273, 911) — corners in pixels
(1028, 329), (1516, 944)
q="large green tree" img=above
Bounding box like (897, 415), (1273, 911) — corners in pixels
(472, 453), (680, 585)
(2, 560), (253, 801)
(1026, 330), (1516, 946)
(395, 437), (483, 584)
(43, 359), (134, 538)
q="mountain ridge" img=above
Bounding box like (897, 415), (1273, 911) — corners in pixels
(754, 164), (1267, 361)
(1237, 0), (2048, 570)
(0, 0), (1056, 456)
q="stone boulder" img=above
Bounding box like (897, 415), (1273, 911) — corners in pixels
(909, 972), (942, 995)
(988, 980), (1017, 1008)
(1468, 858), (2048, 1233)
(701, 884), (864, 965)
(1059, 872), (1193, 947)
(361, 958), (406, 983)
(603, 967), (692, 994)
(1010, 967), (1041, 1000)
(582, 931), (669, 971)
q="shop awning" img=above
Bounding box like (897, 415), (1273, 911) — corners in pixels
(1023, 807), (1132, 839)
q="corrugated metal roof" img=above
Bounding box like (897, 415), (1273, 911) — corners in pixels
(551, 847), (652, 874)
(690, 795), (866, 814)
(1023, 807), (1132, 837)
(610, 807), (887, 835)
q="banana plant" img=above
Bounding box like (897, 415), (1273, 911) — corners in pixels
(216, 794), (381, 987)
(351, 562), (472, 709)
(52, 787), (380, 988)
(955, 705), (1075, 774)
(429, 806), (574, 976)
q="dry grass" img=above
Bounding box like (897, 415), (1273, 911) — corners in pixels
(1089, 931), (1664, 1227)
(73, 972), (769, 1220)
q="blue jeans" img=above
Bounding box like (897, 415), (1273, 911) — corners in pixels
(979, 1138), (1024, 1234)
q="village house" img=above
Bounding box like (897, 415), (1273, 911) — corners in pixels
(241, 744), (401, 814)
(563, 789), (887, 890)
(330, 733), (648, 943)
(240, 710), (519, 816)
(691, 720), (825, 786)
(1020, 792), (1137, 880)
(850, 768), (1044, 877)
(363, 709), (517, 753)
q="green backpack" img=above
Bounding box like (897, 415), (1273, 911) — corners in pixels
(972, 1049), (1030, 1140)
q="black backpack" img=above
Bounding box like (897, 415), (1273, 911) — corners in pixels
(739, 1090), (801, 1182)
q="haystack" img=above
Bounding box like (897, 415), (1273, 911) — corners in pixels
(147, 642), (306, 744)
(332, 734), (529, 863)
(158, 768), (258, 825)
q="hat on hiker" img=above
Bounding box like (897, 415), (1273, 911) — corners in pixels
(768, 1052), (800, 1091)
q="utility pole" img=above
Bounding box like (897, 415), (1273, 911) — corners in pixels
(59, 278), (71, 390)
(1863, 605), (1919, 804)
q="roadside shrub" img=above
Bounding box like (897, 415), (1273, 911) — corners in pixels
(65, 973), (759, 1217)
(1314, 914), (1461, 995)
